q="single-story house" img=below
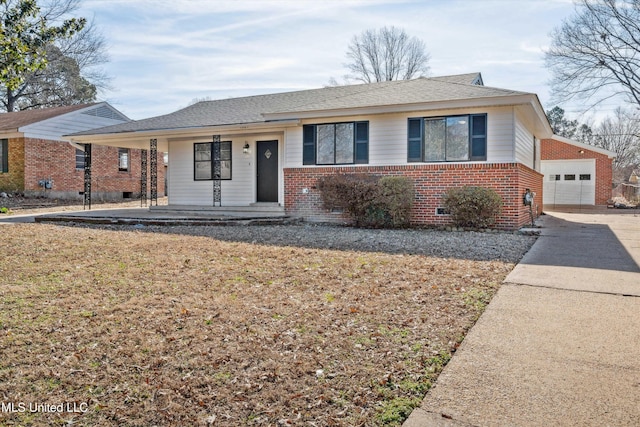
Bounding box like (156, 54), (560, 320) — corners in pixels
(69, 73), (555, 229)
(540, 135), (615, 206)
(0, 102), (165, 201)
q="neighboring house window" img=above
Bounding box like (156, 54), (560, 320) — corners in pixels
(75, 146), (85, 170)
(118, 148), (130, 172)
(194, 141), (232, 180)
(407, 114), (487, 162)
(303, 121), (368, 165)
(0, 139), (7, 173)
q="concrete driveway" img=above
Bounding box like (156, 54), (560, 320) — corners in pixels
(405, 209), (640, 426)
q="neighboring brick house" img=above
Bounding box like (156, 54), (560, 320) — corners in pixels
(0, 103), (165, 201)
(70, 73), (554, 229)
(540, 136), (615, 206)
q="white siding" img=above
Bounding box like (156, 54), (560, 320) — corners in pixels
(514, 107), (535, 169)
(283, 106), (518, 168)
(20, 104), (129, 141)
(168, 134), (282, 206)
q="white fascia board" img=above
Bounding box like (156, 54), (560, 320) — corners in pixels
(261, 94), (552, 129)
(67, 119), (299, 150)
(0, 131), (23, 138)
(551, 134), (617, 158)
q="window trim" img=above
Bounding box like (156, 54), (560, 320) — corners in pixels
(75, 145), (85, 170)
(118, 148), (130, 172)
(193, 140), (232, 181)
(303, 121), (369, 165)
(0, 139), (7, 173)
(407, 114), (487, 163)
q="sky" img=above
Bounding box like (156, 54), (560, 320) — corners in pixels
(75, 0), (611, 122)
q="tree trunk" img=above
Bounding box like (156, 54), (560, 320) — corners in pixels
(6, 88), (16, 112)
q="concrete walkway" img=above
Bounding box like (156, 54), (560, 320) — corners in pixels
(405, 210), (640, 426)
(0, 206), (294, 226)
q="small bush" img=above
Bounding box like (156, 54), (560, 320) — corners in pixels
(442, 186), (503, 229)
(317, 174), (414, 228)
(377, 176), (414, 227)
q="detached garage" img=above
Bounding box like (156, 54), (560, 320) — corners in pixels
(541, 136), (615, 206)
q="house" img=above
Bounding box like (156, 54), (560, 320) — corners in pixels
(0, 103), (165, 201)
(540, 135), (615, 206)
(69, 73), (555, 229)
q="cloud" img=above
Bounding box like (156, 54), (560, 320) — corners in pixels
(83, 0), (581, 119)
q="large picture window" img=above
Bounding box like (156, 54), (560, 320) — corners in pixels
(0, 139), (7, 173)
(408, 114), (487, 162)
(303, 121), (368, 165)
(194, 141), (232, 180)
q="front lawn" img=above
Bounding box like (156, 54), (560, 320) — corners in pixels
(0, 224), (523, 426)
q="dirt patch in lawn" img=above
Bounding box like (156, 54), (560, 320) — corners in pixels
(0, 223), (529, 426)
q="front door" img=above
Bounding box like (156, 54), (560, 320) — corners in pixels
(256, 140), (278, 203)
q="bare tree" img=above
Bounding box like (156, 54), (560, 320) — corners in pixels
(592, 107), (640, 182)
(0, 0), (110, 111)
(345, 26), (430, 84)
(545, 0), (640, 110)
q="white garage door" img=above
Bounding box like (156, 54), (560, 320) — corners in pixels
(541, 159), (596, 205)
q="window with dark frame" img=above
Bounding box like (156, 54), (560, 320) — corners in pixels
(303, 121), (368, 165)
(118, 148), (130, 172)
(564, 174), (576, 181)
(194, 141), (232, 180)
(0, 139), (7, 173)
(408, 114), (487, 162)
(75, 145), (85, 170)
(549, 174), (561, 181)
(579, 174), (591, 181)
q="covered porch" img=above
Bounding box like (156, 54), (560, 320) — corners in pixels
(68, 121), (296, 215)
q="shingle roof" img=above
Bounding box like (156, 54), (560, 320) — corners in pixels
(70, 74), (530, 136)
(0, 103), (97, 131)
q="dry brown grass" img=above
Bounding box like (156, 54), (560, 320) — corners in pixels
(0, 223), (517, 426)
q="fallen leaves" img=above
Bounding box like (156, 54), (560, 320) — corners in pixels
(0, 223), (526, 426)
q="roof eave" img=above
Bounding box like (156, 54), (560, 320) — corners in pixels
(261, 94), (551, 125)
(67, 119), (300, 148)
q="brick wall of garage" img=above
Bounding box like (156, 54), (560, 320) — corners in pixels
(541, 138), (613, 205)
(284, 162), (543, 230)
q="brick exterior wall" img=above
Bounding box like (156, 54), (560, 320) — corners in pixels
(12, 137), (165, 200)
(541, 138), (613, 205)
(0, 137), (25, 192)
(284, 163), (543, 230)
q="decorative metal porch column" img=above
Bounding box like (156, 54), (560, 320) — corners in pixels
(83, 143), (92, 210)
(212, 135), (221, 206)
(140, 149), (148, 207)
(150, 138), (158, 206)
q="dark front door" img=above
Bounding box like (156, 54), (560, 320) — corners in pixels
(257, 140), (278, 203)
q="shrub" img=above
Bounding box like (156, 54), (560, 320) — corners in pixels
(442, 186), (503, 229)
(377, 176), (414, 227)
(317, 174), (414, 228)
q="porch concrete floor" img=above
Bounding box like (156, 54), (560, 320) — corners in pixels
(30, 206), (295, 226)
